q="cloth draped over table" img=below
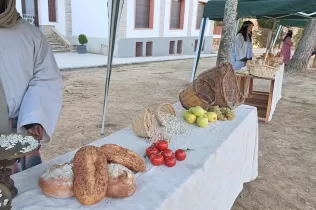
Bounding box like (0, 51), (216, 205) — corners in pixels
(0, 0), (20, 28)
(0, 19), (62, 142)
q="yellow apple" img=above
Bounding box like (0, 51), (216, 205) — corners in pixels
(182, 110), (190, 120)
(206, 112), (217, 123)
(197, 116), (209, 128)
(191, 106), (206, 117)
(185, 113), (197, 124)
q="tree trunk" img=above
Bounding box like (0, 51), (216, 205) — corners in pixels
(312, 55), (316, 68)
(216, 0), (238, 66)
(286, 18), (316, 73)
(265, 29), (273, 50)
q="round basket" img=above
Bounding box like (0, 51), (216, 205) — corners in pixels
(179, 84), (208, 110)
(132, 108), (155, 138)
(155, 103), (176, 126)
(247, 64), (277, 79)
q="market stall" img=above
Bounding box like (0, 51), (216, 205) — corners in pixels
(236, 64), (284, 123)
(11, 103), (258, 210)
(191, 0), (316, 122)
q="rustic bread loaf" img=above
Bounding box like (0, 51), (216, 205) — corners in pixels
(73, 146), (108, 205)
(107, 163), (136, 198)
(39, 163), (74, 199)
(100, 144), (146, 172)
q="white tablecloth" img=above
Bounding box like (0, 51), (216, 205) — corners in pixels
(269, 64), (284, 121)
(12, 103), (259, 210)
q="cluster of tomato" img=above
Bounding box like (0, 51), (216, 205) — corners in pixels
(145, 140), (187, 168)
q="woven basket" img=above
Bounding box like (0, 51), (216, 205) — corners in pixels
(155, 103), (176, 126)
(247, 61), (278, 79)
(179, 62), (244, 110)
(132, 108), (155, 138)
(179, 84), (209, 110)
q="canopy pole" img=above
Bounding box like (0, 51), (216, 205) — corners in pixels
(271, 25), (283, 52)
(190, 17), (207, 82)
(101, 0), (125, 135)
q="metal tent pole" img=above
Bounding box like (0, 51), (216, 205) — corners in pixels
(190, 17), (207, 82)
(101, 0), (125, 135)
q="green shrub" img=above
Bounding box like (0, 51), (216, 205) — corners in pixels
(78, 34), (88, 45)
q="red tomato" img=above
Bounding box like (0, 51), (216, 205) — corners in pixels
(164, 156), (176, 167)
(151, 142), (157, 148)
(161, 149), (174, 159)
(150, 154), (164, 166)
(175, 149), (186, 161)
(146, 146), (159, 157)
(156, 140), (168, 151)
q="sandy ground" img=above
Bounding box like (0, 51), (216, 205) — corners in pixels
(41, 57), (316, 210)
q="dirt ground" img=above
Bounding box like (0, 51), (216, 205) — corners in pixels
(41, 57), (316, 210)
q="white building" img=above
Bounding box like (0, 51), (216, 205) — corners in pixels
(16, 0), (214, 57)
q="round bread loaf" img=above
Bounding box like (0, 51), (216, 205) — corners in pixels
(100, 144), (146, 172)
(73, 146), (108, 205)
(39, 163), (74, 199)
(107, 163), (136, 198)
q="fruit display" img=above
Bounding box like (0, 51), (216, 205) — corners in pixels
(208, 106), (236, 121)
(145, 140), (191, 168)
(182, 106), (218, 128)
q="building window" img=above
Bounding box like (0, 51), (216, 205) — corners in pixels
(135, 0), (154, 29)
(177, 40), (183, 54)
(194, 39), (198, 52)
(170, 0), (185, 29)
(169, 41), (175, 55)
(146, 42), (153, 56)
(136, 42), (143, 57)
(48, 0), (57, 22)
(196, 3), (205, 29)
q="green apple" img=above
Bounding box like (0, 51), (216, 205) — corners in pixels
(191, 106), (206, 117)
(197, 116), (209, 128)
(189, 107), (195, 113)
(206, 112), (217, 123)
(182, 110), (190, 120)
(185, 113), (197, 124)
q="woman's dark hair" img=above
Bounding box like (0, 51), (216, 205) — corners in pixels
(283, 30), (293, 42)
(237, 20), (254, 42)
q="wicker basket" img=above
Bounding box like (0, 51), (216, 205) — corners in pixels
(179, 84), (209, 110)
(132, 108), (155, 138)
(155, 103), (176, 126)
(247, 61), (278, 79)
(179, 62), (244, 110)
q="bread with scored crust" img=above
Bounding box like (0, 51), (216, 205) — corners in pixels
(73, 146), (108, 205)
(106, 163), (136, 198)
(100, 144), (146, 172)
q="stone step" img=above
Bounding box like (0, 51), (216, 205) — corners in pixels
(52, 48), (70, 53)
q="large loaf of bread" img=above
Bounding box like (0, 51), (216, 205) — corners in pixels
(107, 163), (136, 198)
(39, 163), (74, 199)
(100, 144), (146, 172)
(73, 146), (108, 205)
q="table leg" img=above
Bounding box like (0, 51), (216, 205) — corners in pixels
(265, 80), (275, 123)
(248, 78), (253, 97)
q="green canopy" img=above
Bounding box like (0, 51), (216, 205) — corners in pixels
(203, 0), (316, 21)
(279, 19), (308, 28)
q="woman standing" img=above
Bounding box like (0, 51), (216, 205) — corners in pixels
(230, 20), (254, 70)
(281, 30), (293, 66)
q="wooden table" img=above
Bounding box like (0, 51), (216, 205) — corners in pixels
(236, 64), (284, 123)
(236, 74), (275, 123)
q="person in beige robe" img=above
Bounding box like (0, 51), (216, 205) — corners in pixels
(0, 0), (62, 173)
